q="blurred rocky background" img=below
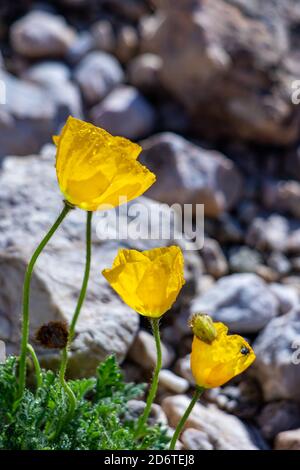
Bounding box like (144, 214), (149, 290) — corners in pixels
(1, 0), (300, 450)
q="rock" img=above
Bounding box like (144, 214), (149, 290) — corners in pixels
(91, 20), (116, 54)
(263, 180), (300, 219)
(152, 0), (198, 8)
(174, 355), (194, 385)
(232, 380), (263, 420)
(207, 382), (261, 419)
(191, 273), (279, 334)
(22, 62), (71, 84)
(0, 340), (5, 363)
(253, 308), (300, 401)
(102, 0), (150, 22)
(269, 283), (299, 314)
(159, 102), (191, 134)
(254, 264), (279, 283)
(206, 214), (243, 245)
(281, 276), (300, 296)
(46, 81), (83, 121)
(237, 201), (259, 225)
(287, 228), (300, 254)
(215, 394), (230, 409)
(66, 32), (94, 65)
(228, 246), (262, 273)
(219, 215), (244, 244)
(143, 402), (168, 426)
(179, 250), (204, 301)
(127, 53), (162, 91)
(0, 152), (139, 377)
(90, 85), (156, 140)
(60, 0), (90, 5)
(181, 428), (213, 450)
(267, 252), (291, 276)
(115, 26), (138, 64)
(246, 215), (290, 252)
(164, 429), (184, 450)
(0, 70), (63, 157)
(22, 63), (82, 120)
(142, 0), (300, 145)
(202, 238), (228, 278)
(161, 326), (183, 351)
(162, 395), (258, 449)
(275, 429), (300, 450)
(292, 255), (300, 269)
(197, 275), (215, 296)
(139, 12), (162, 49)
(124, 400), (168, 426)
(159, 369), (189, 393)
(292, 256), (300, 272)
(0, 240), (139, 378)
(122, 361), (144, 383)
(286, 148), (300, 181)
(257, 402), (300, 440)
(139, 133), (242, 217)
(128, 330), (173, 370)
(74, 51), (124, 106)
(10, 11), (76, 58)
(93, 194), (184, 251)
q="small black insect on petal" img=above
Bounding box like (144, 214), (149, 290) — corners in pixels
(35, 321), (69, 349)
(240, 345), (250, 356)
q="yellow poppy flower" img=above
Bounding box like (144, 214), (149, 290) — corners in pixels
(102, 246), (185, 318)
(190, 322), (256, 388)
(54, 116), (156, 211)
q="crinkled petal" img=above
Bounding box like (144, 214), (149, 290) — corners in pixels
(102, 246), (185, 317)
(55, 116), (154, 210)
(136, 246), (185, 316)
(191, 326), (256, 388)
(102, 251), (150, 314)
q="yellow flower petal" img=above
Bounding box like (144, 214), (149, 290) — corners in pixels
(190, 321), (256, 388)
(55, 116), (156, 211)
(53, 135), (60, 146)
(102, 246), (185, 317)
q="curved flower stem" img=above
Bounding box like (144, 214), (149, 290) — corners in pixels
(58, 211), (93, 422)
(17, 203), (72, 400)
(169, 386), (205, 450)
(59, 349), (77, 418)
(47, 347), (77, 442)
(26, 343), (42, 390)
(134, 318), (162, 439)
(69, 210), (93, 343)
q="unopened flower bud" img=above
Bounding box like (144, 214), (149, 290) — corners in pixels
(189, 313), (217, 344)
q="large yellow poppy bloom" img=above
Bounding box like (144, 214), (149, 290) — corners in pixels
(102, 246), (185, 318)
(54, 116), (156, 211)
(191, 322), (256, 388)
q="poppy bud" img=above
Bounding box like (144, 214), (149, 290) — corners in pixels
(189, 313), (217, 344)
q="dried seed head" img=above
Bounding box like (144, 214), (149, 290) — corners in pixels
(189, 313), (217, 344)
(35, 321), (69, 349)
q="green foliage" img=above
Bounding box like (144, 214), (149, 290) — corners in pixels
(0, 355), (169, 450)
